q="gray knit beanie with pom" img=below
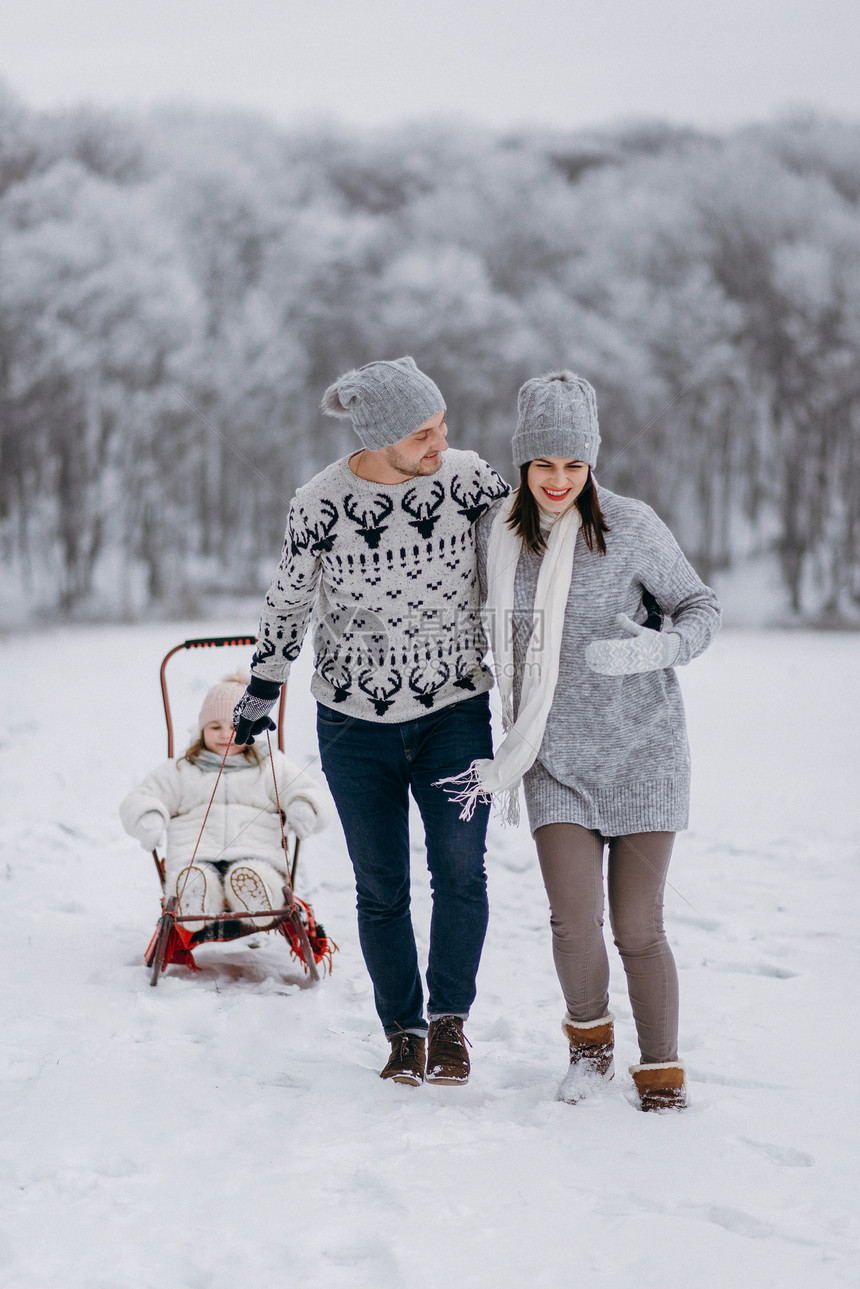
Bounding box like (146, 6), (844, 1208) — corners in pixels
(320, 356), (445, 450)
(511, 370), (600, 468)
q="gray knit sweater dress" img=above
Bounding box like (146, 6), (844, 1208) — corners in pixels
(476, 487), (721, 836)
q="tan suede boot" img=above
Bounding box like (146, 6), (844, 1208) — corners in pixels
(558, 1012), (615, 1104)
(630, 1060), (688, 1111)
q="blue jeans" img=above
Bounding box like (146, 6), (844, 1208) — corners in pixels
(317, 693), (492, 1036)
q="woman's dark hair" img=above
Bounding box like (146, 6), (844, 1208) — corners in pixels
(182, 735), (260, 766)
(507, 464), (609, 555)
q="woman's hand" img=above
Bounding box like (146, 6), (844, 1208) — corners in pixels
(585, 613), (681, 675)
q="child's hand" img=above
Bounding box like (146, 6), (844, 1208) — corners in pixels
(287, 801), (318, 839)
(135, 810), (165, 850)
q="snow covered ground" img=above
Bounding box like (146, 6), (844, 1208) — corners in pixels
(1, 621), (858, 1289)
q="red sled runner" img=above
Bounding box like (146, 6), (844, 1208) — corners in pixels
(144, 634), (336, 986)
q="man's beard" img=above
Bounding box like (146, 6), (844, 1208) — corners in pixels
(384, 449), (443, 479)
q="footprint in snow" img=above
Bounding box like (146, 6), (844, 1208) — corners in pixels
(694, 1071), (786, 1089)
(701, 1205), (818, 1246)
(742, 1138), (814, 1168)
(703, 960), (799, 978)
(704, 1206), (779, 1240)
(673, 912), (723, 932)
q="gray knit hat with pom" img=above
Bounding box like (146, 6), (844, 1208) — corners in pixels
(320, 356), (445, 450)
(511, 370), (600, 468)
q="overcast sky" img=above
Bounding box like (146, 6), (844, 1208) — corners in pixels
(1, 0), (857, 133)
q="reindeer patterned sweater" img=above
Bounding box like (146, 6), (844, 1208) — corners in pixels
(251, 449), (510, 722)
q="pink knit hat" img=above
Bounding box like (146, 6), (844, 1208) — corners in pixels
(198, 672), (249, 731)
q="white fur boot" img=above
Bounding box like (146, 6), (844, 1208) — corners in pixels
(224, 860), (285, 929)
(171, 863), (224, 933)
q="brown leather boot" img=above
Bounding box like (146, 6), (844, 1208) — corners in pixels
(380, 1031), (426, 1086)
(630, 1061), (688, 1111)
(559, 1012), (615, 1103)
(426, 1016), (470, 1084)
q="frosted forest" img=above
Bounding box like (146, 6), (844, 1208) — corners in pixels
(2, 82), (860, 627)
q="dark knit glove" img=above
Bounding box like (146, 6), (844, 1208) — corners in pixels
(232, 675), (282, 745)
(585, 614), (681, 675)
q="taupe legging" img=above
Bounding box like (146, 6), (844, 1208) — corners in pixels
(533, 824), (679, 1064)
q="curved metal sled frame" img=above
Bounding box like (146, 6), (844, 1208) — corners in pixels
(145, 634), (330, 986)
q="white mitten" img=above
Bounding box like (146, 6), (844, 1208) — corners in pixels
(135, 809), (166, 850)
(585, 613), (680, 675)
(286, 800), (319, 840)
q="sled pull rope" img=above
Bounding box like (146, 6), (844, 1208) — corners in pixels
(171, 730), (319, 980)
(175, 733), (234, 911)
(266, 727), (296, 903)
(266, 728), (320, 981)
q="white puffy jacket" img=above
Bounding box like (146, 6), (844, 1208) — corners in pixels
(119, 748), (333, 873)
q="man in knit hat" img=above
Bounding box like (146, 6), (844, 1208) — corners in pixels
(233, 357), (509, 1086)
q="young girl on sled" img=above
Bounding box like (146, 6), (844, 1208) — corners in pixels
(120, 673), (332, 930)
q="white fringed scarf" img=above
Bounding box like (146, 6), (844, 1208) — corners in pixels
(436, 493), (580, 823)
